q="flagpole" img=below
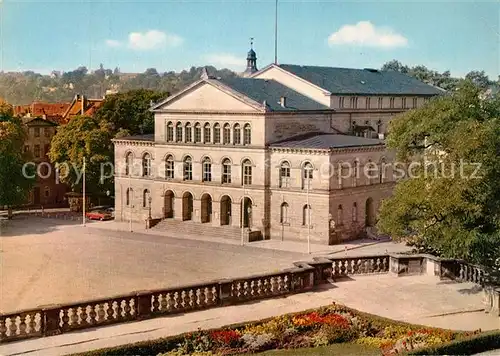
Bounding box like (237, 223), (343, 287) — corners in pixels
(307, 172), (311, 254)
(82, 157), (86, 227)
(274, 0), (278, 64)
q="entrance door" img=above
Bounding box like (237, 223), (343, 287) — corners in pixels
(164, 190), (174, 218)
(182, 192), (193, 221)
(365, 197), (375, 227)
(33, 187), (41, 205)
(201, 194), (212, 223)
(242, 197), (252, 228)
(220, 195), (232, 226)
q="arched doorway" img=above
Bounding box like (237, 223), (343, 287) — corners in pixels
(241, 197), (253, 228)
(182, 192), (193, 221)
(164, 190), (174, 218)
(365, 197), (375, 227)
(201, 193), (212, 223)
(220, 195), (232, 226)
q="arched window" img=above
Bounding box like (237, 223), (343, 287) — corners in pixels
(126, 188), (133, 206)
(143, 189), (150, 208)
(194, 123), (202, 143)
(379, 158), (386, 183)
(165, 155), (174, 180)
(302, 162), (313, 189)
(175, 122), (183, 142)
(202, 157), (212, 182)
(203, 123), (211, 143)
(337, 204), (344, 226)
(185, 122), (192, 143)
(352, 202), (358, 222)
(223, 123), (231, 144)
(142, 153), (151, 177)
(183, 156), (192, 181)
(213, 123), (221, 144)
(222, 158), (232, 184)
(242, 159), (252, 185)
(280, 202), (289, 224)
(166, 122), (174, 142)
(125, 152), (133, 176)
(279, 161), (291, 188)
(367, 159), (376, 185)
(233, 124), (241, 145)
(243, 124), (251, 145)
(302, 204), (311, 226)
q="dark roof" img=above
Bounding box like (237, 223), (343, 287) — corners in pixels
(116, 134), (154, 141)
(218, 77), (330, 111)
(270, 132), (384, 149)
(278, 64), (444, 95)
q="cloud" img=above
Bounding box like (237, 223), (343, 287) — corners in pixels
(328, 21), (408, 48)
(128, 30), (183, 50)
(204, 53), (246, 69)
(105, 39), (122, 48)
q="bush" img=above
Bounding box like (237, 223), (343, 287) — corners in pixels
(409, 330), (500, 355)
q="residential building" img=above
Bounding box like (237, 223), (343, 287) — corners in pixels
(61, 94), (104, 123)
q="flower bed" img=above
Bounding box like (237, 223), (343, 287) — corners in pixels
(152, 303), (480, 356)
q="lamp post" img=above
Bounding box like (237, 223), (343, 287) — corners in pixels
(148, 195), (152, 220)
(241, 179), (245, 246)
(82, 157), (86, 227)
(128, 169), (133, 232)
(305, 165), (312, 254)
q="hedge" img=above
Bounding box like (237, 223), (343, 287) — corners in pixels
(409, 330), (500, 355)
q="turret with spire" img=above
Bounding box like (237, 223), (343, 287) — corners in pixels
(242, 38), (258, 77)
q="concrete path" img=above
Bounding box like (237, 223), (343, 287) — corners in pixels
(0, 274), (497, 356)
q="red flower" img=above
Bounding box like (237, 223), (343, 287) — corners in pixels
(210, 330), (241, 346)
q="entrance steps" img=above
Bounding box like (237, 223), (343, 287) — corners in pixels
(153, 219), (247, 241)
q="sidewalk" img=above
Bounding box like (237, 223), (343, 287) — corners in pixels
(91, 220), (411, 256)
(1, 274), (497, 356)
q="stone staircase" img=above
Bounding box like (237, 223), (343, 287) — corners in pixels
(153, 219), (253, 241)
(366, 226), (391, 241)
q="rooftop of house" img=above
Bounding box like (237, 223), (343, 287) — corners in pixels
(14, 102), (70, 117)
(276, 64), (445, 96)
(270, 132), (384, 149)
(115, 134), (154, 142)
(217, 76), (331, 111)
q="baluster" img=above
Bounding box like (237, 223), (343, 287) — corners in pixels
(166, 293), (174, 311)
(123, 299), (132, 318)
(189, 289), (196, 308)
(272, 277), (279, 294)
(262, 279), (269, 295)
(9, 316), (18, 337)
(332, 261), (339, 276)
(198, 288), (206, 306)
(116, 299), (124, 318)
(152, 294), (160, 312)
(28, 313), (37, 333)
(207, 287), (215, 305)
(369, 258), (375, 273)
(18, 315), (27, 336)
(106, 302), (115, 321)
(96, 304), (106, 322)
(173, 291), (180, 309)
(159, 294), (167, 312)
(278, 275), (285, 291)
(70, 308), (79, 327)
(0, 318), (7, 339)
(284, 275), (290, 291)
(80, 306), (88, 326)
(339, 260), (345, 275)
(88, 305), (97, 325)
(61, 309), (70, 331)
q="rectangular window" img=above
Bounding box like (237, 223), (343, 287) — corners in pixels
(350, 97), (358, 109)
(402, 97), (407, 108)
(389, 97), (395, 109)
(378, 97), (383, 109)
(413, 97), (418, 108)
(176, 125), (183, 142)
(366, 97), (371, 109)
(203, 162), (212, 182)
(165, 160), (174, 179)
(233, 127), (241, 145)
(222, 164), (231, 184)
(34, 127), (40, 137)
(24, 145), (30, 153)
(203, 126), (211, 143)
(166, 125), (174, 142)
(34, 144), (40, 158)
(279, 167), (290, 188)
(194, 126), (201, 143)
(223, 126), (231, 144)
(185, 126), (192, 142)
(184, 162), (192, 181)
(338, 97), (345, 108)
(243, 165), (252, 185)
(214, 127), (221, 144)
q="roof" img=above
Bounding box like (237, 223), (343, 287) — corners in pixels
(277, 64), (444, 95)
(270, 132), (384, 149)
(115, 134), (154, 142)
(217, 77), (331, 111)
(14, 102), (70, 117)
(22, 116), (58, 126)
(62, 95), (104, 121)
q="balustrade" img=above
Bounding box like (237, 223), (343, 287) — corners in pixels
(331, 255), (389, 277)
(0, 309), (42, 342)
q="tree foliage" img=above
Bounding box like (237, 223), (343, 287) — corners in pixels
(0, 101), (35, 208)
(378, 82), (500, 267)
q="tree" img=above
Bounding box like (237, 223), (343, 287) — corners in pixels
(377, 82), (500, 268)
(94, 89), (167, 135)
(49, 115), (114, 197)
(465, 70), (491, 90)
(0, 101), (35, 217)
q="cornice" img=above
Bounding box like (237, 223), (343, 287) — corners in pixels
(329, 145), (386, 154)
(153, 110), (264, 116)
(269, 147), (330, 155)
(112, 139), (154, 147)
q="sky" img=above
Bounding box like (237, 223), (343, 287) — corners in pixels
(1, 0), (499, 78)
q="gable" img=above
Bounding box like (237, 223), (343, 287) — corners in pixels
(253, 66), (331, 107)
(157, 82), (261, 112)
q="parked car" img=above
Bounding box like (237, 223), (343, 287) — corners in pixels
(85, 207), (113, 221)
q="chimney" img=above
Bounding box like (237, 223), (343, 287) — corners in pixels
(280, 96), (287, 108)
(81, 95), (86, 115)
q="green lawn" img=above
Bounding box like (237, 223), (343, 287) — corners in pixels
(255, 343), (380, 355)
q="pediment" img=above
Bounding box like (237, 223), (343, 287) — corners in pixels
(153, 81), (262, 112)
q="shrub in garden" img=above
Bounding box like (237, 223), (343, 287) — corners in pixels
(240, 332), (276, 352)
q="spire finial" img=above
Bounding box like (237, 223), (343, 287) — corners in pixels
(250, 37), (254, 50)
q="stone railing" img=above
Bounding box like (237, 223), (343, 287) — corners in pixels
(2, 253), (498, 343)
(0, 264), (315, 343)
